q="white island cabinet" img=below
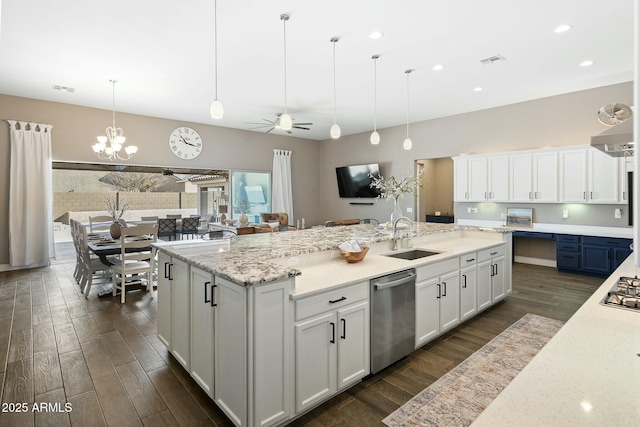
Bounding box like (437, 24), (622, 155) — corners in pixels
(294, 281), (369, 413)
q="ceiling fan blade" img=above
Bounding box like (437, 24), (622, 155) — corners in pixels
(246, 122), (273, 125)
(265, 127), (275, 133)
(262, 118), (275, 124)
(294, 122), (313, 126)
(293, 126), (310, 130)
(249, 125), (272, 130)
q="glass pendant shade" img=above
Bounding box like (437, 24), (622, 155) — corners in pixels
(403, 138), (413, 150)
(370, 131), (380, 145)
(330, 123), (341, 139)
(280, 113), (293, 131)
(210, 99), (224, 119)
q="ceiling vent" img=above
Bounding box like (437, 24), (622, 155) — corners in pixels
(479, 55), (505, 65)
(52, 84), (75, 93)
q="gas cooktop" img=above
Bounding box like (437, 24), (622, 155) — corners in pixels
(600, 276), (640, 312)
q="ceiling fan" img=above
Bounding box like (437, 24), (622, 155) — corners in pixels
(597, 103), (633, 126)
(247, 113), (313, 134)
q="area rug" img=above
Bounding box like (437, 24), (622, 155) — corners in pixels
(382, 313), (564, 427)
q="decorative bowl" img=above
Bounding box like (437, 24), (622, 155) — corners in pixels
(225, 219), (237, 226)
(340, 245), (369, 263)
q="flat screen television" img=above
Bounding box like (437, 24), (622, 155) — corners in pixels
(335, 163), (382, 198)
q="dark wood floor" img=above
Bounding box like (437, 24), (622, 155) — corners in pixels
(0, 246), (604, 426)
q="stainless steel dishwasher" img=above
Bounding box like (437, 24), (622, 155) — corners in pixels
(370, 269), (416, 374)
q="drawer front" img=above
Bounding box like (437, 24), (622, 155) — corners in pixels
(557, 252), (580, 270)
(416, 257), (459, 281)
(459, 252), (478, 267)
(556, 234), (580, 243)
(477, 245), (505, 262)
(295, 281), (368, 321)
(583, 236), (632, 248)
(557, 243), (580, 252)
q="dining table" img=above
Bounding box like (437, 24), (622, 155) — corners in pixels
(87, 236), (155, 297)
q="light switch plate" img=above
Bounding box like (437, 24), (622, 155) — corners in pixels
(615, 208), (622, 219)
(562, 210), (569, 219)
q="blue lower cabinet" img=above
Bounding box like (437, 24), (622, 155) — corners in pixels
(581, 245), (611, 275)
(556, 234), (632, 276)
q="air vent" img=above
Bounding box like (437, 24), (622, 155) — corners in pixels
(479, 55), (505, 65)
(52, 84), (75, 93)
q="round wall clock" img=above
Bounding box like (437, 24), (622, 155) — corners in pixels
(169, 127), (203, 159)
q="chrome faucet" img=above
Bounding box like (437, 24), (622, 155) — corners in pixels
(391, 216), (414, 250)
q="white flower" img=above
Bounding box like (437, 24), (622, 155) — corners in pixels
(369, 171), (423, 199)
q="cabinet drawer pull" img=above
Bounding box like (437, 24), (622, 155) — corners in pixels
(211, 284), (217, 307)
(437, 284), (441, 299)
(466, 258), (475, 262)
(329, 296), (346, 304)
(204, 281), (211, 304)
(340, 318), (346, 339)
(462, 274), (467, 288)
(330, 322), (335, 343)
(490, 251), (498, 256)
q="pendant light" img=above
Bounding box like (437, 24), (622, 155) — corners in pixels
(330, 37), (341, 139)
(279, 14), (293, 131)
(403, 69), (413, 150)
(209, 0), (224, 119)
(370, 55), (380, 145)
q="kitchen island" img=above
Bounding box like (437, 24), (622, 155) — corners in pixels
(155, 222), (513, 427)
(472, 254), (640, 427)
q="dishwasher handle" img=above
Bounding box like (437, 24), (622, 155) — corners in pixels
(373, 271), (416, 291)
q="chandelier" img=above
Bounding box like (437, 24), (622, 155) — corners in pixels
(92, 79), (137, 160)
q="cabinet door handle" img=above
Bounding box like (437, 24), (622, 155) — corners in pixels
(490, 192), (494, 199)
(466, 258), (475, 262)
(484, 192), (488, 199)
(529, 191), (532, 200)
(462, 274), (467, 288)
(465, 191), (469, 200)
(204, 281), (211, 304)
(590, 191), (594, 199)
(437, 284), (441, 299)
(168, 263), (173, 281)
(583, 191), (587, 200)
(330, 322), (335, 343)
(340, 318), (346, 340)
(164, 262), (170, 279)
(491, 264), (495, 277)
(329, 296), (346, 304)
(442, 282), (447, 296)
(211, 284), (217, 307)
(623, 191), (626, 200)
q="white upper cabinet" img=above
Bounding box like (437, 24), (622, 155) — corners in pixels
(487, 156), (509, 201)
(559, 147), (619, 203)
(559, 149), (588, 202)
(468, 157), (489, 201)
(619, 158), (634, 203)
(454, 155), (508, 202)
(453, 157), (470, 201)
(588, 148), (619, 203)
(509, 154), (534, 202)
(509, 151), (557, 202)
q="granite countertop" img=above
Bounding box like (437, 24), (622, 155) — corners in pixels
(472, 255), (640, 426)
(155, 222), (510, 286)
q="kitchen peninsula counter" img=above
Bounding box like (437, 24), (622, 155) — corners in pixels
(472, 255), (640, 426)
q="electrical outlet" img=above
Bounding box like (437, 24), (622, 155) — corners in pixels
(484, 207), (490, 213)
(472, 208), (478, 214)
(406, 207), (413, 213)
(615, 208), (622, 219)
(562, 210), (569, 219)
(467, 207), (472, 213)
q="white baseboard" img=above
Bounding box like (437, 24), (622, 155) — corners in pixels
(514, 256), (557, 268)
(0, 262), (50, 272)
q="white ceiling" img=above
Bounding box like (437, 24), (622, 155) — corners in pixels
(0, 0), (634, 141)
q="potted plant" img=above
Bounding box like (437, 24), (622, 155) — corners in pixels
(369, 171), (423, 224)
(105, 196), (130, 239)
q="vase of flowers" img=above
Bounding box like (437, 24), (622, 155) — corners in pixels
(105, 197), (130, 239)
(369, 171), (423, 224)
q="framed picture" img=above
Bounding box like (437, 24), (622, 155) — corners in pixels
(506, 208), (533, 227)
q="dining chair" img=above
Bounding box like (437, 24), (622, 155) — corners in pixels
(180, 217), (199, 239)
(157, 218), (177, 240)
(89, 215), (113, 233)
(70, 219), (83, 284)
(111, 224), (158, 303)
(78, 224), (113, 298)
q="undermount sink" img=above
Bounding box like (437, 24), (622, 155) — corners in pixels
(383, 249), (440, 260)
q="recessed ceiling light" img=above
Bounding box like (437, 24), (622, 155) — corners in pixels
(369, 31), (383, 40)
(580, 60), (594, 67)
(432, 64), (445, 71)
(473, 87), (484, 92)
(554, 24), (572, 33)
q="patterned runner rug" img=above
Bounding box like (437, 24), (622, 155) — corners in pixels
(382, 313), (564, 427)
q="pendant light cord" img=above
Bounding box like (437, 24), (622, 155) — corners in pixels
(331, 37), (338, 124)
(405, 69), (412, 138)
(282, 15), (288, 114)
(372, 55), (378, 131)
(214, 0), (218, 100)
(111, 79), (117, 129)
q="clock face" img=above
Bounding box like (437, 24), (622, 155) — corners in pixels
(169, 127), (203, 159)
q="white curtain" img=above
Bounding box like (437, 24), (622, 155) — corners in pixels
(272, 149), (293, 222)
(7, 120), (54, 268)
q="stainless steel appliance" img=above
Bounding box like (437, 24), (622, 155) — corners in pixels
(370, 269), (416, 374)
(600, 276), (640, 312)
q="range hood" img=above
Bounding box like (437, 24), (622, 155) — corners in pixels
(590, 119), (634, 157)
